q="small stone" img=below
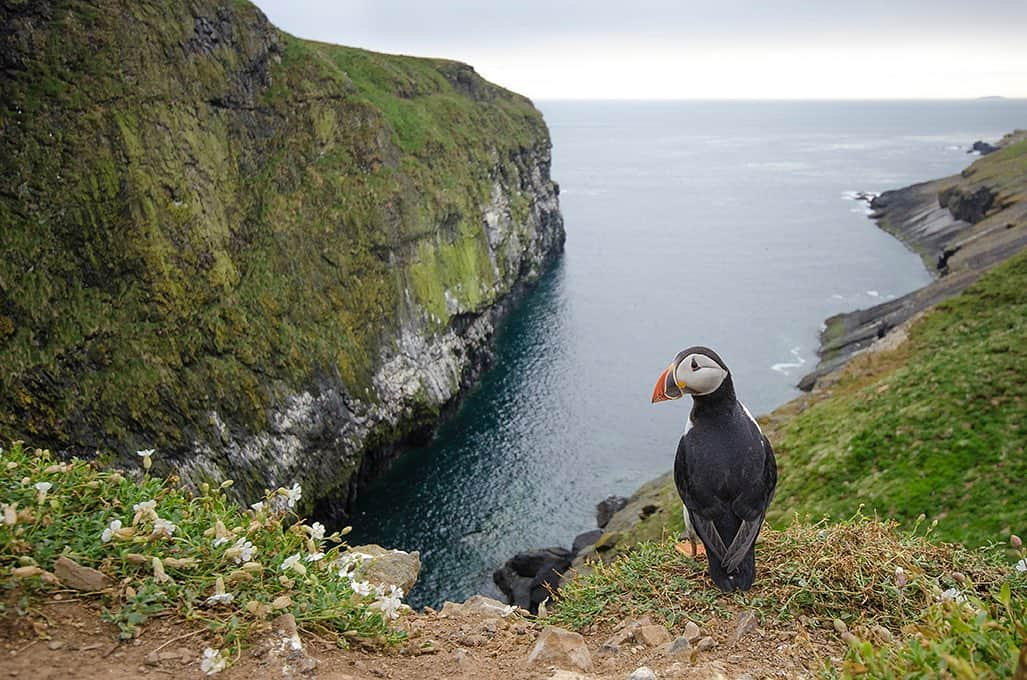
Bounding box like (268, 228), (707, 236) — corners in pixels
(731, 610), (758, 645)
(459, 633), (487, 647)
(549, 672), (590, 680)
(637, 624), (672, 647)
(738, 675), (756, 680)
(870, 625), (894, 643)
(832, 618), (848, 634)
(664, 636), (691, 657)
(727, 654), (743, 663)
(697, 636), (717, 651)
(273, 613), (298, 637)
(452, 648), (469, 664)
(46, 640), (64, 651)
(53, 556), (112, 592)
(598, 641), (621, 656)
(683, 621), (701, 641)
(527, 626), (593, 672)
(628, 666), (657, 680)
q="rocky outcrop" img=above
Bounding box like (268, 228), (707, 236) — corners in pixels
(493, 547), (572, 614)
(969, 140), (999, 155)
(799, 131), (1027, 390)
(0, 0), (564, 514)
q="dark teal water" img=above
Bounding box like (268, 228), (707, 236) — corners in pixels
(348, 100), (1027, 608)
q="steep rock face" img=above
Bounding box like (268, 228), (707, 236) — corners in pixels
(0, 0), (564, 512)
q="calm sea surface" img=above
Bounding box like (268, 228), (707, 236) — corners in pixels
(348, 100), (1027, 608)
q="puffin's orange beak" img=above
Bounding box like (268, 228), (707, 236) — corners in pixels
(652, 364), (684, 403)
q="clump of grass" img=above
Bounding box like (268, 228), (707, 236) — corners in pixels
(549, 514), (1026, 642)
(840, 583), (1027, 679)
(0, 442), (407, 669)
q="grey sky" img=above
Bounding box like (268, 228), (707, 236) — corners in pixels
(252, 1), (1027, 99)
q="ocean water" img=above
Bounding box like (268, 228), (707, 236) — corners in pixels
(347, 100), (1027, 608)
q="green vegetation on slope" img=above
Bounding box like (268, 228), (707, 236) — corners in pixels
(0, 0), (560, 501)
(768, 250), (1027, 546)
(551, 517), (1027, 678)
(0, 442), (403, 666)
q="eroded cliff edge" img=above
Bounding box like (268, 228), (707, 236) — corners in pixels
(0, 0), (564, 514)
(798, 130), (1027, 389)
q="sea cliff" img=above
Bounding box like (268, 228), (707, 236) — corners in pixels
(0, 0), (564, 514)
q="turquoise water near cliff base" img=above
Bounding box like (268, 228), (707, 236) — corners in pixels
(347, 100), (1027, 609)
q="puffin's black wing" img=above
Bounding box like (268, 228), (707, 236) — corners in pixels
(673, 436), (730, 561)
(720, 433), (777, 573)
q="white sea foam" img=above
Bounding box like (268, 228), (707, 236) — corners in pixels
(867, 290), (880, 297)
(771, 347), (807, 376)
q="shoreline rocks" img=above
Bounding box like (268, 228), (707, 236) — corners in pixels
(798, 130), (1027, 391)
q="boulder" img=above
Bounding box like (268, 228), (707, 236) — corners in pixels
(527, 626), (593, 672)
(493, 547), (571, 614)
(571, 529), (603, 554)
(596, 496), (628, 528)
(346, 544), (420, 593)
(969, 140), (998, 155)
(628, 667), (657, 680)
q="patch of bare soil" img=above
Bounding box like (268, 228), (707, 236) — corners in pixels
(1, 595), (843, 679)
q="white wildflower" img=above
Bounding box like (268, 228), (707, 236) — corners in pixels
(371, 584), (404, 620)
(1016, 559), (1027, 573)
(101, 519), (122, 543)
(34, 481), (52, 503)
(152, 516), (176, 538)
(205, 592), (233, 605)
(284, 483), (302, 509)
(224, 537), (256, 564)
(250, 501), (265, 514)
(939, 587), (966, 603)
(136, 449), (155, 471)
(132, 499), (158, 524)
(350, 579), (372, 597)
(304, 552), (325, 563)
(281, 553), (306, 575)
(200, 647), (227, 675)
(205, 577), (234, 606)
(308, 522), (325, 542)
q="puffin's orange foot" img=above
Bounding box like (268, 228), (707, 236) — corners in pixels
(674, 541), (707, 559)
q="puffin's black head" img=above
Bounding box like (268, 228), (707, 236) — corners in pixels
(651, 346), (730, 403)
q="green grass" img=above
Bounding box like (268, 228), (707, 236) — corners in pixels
(0, 442), (407, 668)
(550, 516), (1027, 678)
(768, 250), (1027, 547)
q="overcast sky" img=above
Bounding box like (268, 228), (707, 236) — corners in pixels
(252, 1), (1027, 100)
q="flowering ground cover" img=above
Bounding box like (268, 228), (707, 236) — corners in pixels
(0, 442), (407, 673)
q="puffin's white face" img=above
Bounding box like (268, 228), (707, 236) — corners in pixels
(651, 347), (731, 402)
(674, 353), (728, 396)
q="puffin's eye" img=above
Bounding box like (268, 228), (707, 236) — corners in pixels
(691, 357), (700, 371)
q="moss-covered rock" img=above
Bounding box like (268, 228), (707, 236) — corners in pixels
(0, 0), (564, 512)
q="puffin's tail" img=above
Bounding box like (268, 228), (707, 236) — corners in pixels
(707, 547), (756, 592)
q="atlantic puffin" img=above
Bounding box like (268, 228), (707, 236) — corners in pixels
(651, 346), (777, 592)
